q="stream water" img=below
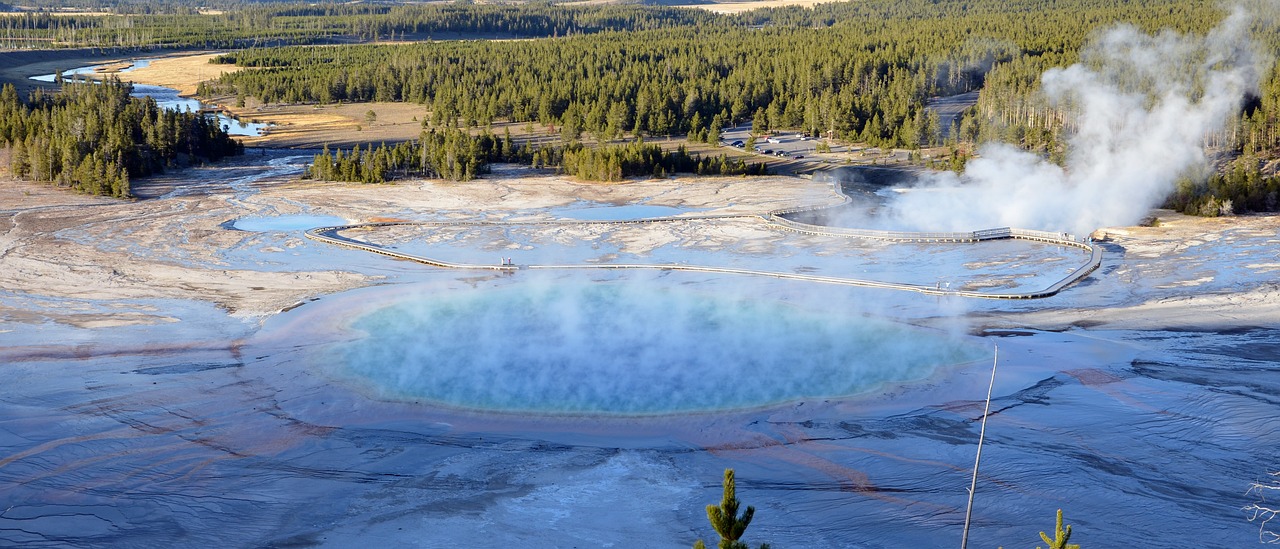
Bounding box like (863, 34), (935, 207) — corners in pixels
(29, 59), (269, 136)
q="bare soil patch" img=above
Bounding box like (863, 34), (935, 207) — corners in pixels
(222, 101), (429, 148)
(673, 0), (843, 14)
(112, 52), (243, 95)
(1, 9), (117, 16)
(0, 157), (839, 327)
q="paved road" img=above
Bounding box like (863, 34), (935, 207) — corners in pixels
(716, 123), (919, 167)
(925, 91), (980, 137)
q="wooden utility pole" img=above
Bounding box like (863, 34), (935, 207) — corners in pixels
(961, 346), (998, 549)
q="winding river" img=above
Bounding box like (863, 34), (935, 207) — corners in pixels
(29, 58), (268, 137)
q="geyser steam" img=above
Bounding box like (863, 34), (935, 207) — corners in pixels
(883, 7), (1272, 235)
(334, 280), (983, 415)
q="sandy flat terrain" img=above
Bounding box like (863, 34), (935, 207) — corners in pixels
(0, 158), (369, 326)
(4, 149), (1277, 335)
(100, 52), (535, 148)
(0, 47), (428, 148)
(0, 10), (117, 16)
(225, 101), (431, 148)
(111, 52), (243, 95)
(0, 154), (839, 329)
(673, 0), (846, 14)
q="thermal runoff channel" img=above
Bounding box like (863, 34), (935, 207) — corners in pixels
(332, 280), (985, 415)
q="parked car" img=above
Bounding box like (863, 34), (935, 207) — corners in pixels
(731, 140), (744, 147)
(764, 149), (773, 154)
(793, 155), (804, 159)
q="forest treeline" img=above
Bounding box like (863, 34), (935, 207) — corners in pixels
(0, 80), (241, 197)
(206, 0), (1247, 149)
(968, 52), (1280, 214)
(1164, 155), (1280, 216)
(207, 26), (941, 150)
(8, 0), (1278, 214)
(306, 128), (766, 184)
(559, 141), (767, 181)
(0, 2), (715, 49)
(305, 128), (518, 183)
(944, 2), (1280, 213)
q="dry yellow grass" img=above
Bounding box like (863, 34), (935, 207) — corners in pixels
(0, 10), (117, 16)
(107, 51), (426, 147)
(675, 0), (844, 14)
(223, 101), (430, 148)
(114, 53), (243, 95)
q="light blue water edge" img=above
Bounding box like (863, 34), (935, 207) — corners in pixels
(29, 60), (270, 137)
(229, 214), (348, 232)
(320, 279), (988, 416)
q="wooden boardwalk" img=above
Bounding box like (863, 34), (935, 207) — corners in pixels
(305, 209), (1102, 300)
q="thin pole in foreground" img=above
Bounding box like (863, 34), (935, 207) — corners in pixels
(961, 345), (998, 549)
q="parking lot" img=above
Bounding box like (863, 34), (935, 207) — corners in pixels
(718, 123), (819, 159)
(716, 123), (918, 168)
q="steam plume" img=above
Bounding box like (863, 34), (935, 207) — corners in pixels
(882, 6), (1272, 235)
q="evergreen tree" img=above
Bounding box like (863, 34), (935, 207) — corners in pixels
(0, 81), (240, 197)
(694, 469), (770, 549)
(1037, 509), (1080, 549)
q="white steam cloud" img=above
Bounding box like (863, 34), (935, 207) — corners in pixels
(332, 276), (984, 415)
(882, 6), (1272, 235)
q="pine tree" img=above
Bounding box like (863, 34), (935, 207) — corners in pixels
(1037, 509), (1080, 549)
(694, 469), (770, 549)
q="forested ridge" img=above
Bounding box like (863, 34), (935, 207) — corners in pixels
(207, 0), (1260, 147)
(6, 0), (1278, 210)
(201, 0), (1278, 210)
(0, 3), (715, 49)
(0, 80), (242, 197)
(209, 26), (948, 148)
(306, 129), (767, 184)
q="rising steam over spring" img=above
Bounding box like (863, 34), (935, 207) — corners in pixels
(335, 281), (984, 415)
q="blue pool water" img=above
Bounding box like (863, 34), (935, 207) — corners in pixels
(335, 281), (985, 415)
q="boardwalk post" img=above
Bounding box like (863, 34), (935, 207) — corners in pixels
(961, 346), (998, 549)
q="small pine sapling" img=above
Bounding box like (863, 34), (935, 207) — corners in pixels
(693, 469), (770, 549)
(1037, 509), (1080, 549)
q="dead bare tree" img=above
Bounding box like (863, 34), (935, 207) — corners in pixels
(1246, 471), (1280, 544)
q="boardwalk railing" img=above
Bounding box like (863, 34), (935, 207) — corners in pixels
(304, 176), (1103, 299)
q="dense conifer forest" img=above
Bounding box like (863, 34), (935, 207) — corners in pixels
(0, 3), (715, 49)
(4, 0), (1278, 210)
(306, 129), (766, 183)
(201, 0), (1277, 185)
(0, 80), (242, 197)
